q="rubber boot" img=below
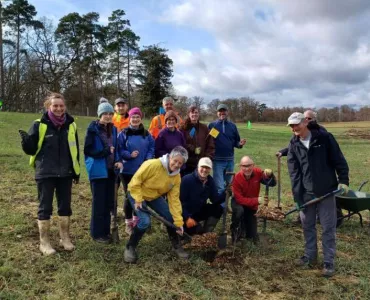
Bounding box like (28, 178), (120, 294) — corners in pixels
(167, 227), (189, 259)
(124, 227), (146, 263)
(203, 216), (220, 233)
(38, 220), (56, 256)
(59, 216), (75, 251)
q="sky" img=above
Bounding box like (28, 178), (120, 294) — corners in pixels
(28, 0), (370, 108)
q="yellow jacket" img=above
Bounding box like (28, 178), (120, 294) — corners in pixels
(148, 113), (183, 139)
(128, 158), (183, 227)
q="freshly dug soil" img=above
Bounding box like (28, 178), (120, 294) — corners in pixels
(255, 206), (285, 221)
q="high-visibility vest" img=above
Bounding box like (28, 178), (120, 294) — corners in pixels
(29, 119), (80, 176)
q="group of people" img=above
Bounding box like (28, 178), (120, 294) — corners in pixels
(20, 92), (349, 277)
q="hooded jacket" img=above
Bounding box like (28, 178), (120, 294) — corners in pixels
(128, 155), (183, 227)
(21, 111), (79, 180)
(155, 127), (186, 158)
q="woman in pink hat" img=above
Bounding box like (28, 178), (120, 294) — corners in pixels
(117, 107), (155, 235)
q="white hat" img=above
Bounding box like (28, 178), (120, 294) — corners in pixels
(198, 157), (213, 169)
(287, 112), (305, 126)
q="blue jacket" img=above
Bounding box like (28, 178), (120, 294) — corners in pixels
(180, 170), (224, 219)
(84, 121), (119, 180)
(117, 124), (155, 175)
(208, 119), (242, 160)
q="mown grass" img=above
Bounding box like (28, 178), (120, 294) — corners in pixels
(0, 112), (370, 300)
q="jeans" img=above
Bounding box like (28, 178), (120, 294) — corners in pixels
(127, 192), (173, 230)
(213, 160), (235, 194)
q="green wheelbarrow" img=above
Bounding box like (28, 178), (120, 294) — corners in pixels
(336, 180), (370, 227)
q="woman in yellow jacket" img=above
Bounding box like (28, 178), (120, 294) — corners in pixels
(124, 146), (189, 263)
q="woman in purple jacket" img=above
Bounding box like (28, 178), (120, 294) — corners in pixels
(155, 111), (186, 158)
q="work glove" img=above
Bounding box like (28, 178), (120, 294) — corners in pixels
(338, 183), (349, 195)
(264, 168), (273, 177)
(185, 217), (197, 228)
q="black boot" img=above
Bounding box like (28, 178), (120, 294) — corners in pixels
(203, 216), (220, 233)
(124, 227), (146, 263)
(167, 227), (189, 259)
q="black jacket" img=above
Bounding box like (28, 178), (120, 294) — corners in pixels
(21, 112), (80, 180)
(287, 128), (349, 205)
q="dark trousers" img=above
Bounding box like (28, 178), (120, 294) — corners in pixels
(121, 174), (134, 220)
(90, 171), (115, 239)
(231, 198), (257, 240)
(184, 203), (223, 235)
(36, 177), (73, 220)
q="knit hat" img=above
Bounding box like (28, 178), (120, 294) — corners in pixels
(128, 107), (142, 118)
(99, 97), (109, 104)
(97, 99), (114, 117)
(164, 110), (178, 123)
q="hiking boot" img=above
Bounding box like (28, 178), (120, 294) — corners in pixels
(322, 263), (335, 277)
(172, 244), (189, 259)
(295, 255), (317, 267)
(38, 220), (56, 256)
(167, 227), (189, 259)
(93, 236), (111, 244)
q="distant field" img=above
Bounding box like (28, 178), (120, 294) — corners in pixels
(1, 112), (370, 299)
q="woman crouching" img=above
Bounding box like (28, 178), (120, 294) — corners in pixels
(124, 146), (189, 263)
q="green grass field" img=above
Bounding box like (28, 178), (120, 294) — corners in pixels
(1, 112), (370, 300)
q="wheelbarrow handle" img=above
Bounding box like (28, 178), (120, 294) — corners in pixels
(139, 207), (192, 240)
(284, 189), (342, 217)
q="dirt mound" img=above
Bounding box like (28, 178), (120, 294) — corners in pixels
(345, 129), (370, 139)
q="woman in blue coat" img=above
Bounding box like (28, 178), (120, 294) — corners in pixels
(84, 99), (123, 243)
(118, 107), (155, 235)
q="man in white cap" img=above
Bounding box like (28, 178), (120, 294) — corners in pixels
(180, 157), (224, 234)
(286, 112), (349, 277)
(148, 96), (183, 139)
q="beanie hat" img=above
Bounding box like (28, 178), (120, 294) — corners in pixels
(97, 100), (114, 117)
(128, 107), (143, 118)
(164, 110), (178, 123)
(99, 97), (109, 104)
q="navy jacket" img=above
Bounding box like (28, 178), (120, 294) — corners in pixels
(84, 121), (119, 180)
(180, 170), (224, 219)
(117, 124), (155, 175)
(208, 119), (242, 160)
(21, 111), (79, 180)
(287, 129), (349, 205)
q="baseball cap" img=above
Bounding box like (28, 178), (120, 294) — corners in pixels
(287, 112), (305, 126)
(115, 97), (127, 105)
(198, 157), (213, 169)
(217, 104), (228, 111)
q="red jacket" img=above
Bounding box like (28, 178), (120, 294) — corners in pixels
(232, 168), (276, 210)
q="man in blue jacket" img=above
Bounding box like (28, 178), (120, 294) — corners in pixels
(180, 157), (224, 234)
(208, 104), (246, 193)
(286, 112), (349, 277)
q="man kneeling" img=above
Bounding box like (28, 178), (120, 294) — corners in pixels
(180, 157), (224, 235)
(231, 156), (276, 243)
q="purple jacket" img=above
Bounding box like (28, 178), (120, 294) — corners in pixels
(155, 127), (186, 158)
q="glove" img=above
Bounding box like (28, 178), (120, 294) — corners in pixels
(338, 184), (349, 195)
(185, 217), (197, 228)
(264, 169), (273, 177)
(194, 147), (201, 155)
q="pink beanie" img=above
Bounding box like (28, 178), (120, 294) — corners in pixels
(129, 107), (143, 118)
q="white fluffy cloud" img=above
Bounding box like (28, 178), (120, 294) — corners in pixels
(162, 0), (370, 107)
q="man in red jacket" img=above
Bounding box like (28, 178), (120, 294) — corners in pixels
(231, 156), (276, 243)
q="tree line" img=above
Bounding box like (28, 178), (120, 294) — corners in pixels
(1, 0), (369, 122)
(0, 0), (173, 116)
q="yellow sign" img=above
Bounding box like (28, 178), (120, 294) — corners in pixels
(209, 128), (220, 138)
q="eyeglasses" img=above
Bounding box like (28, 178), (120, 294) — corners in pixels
(306, 117), (312, 120)
(240, 164), (254, 168)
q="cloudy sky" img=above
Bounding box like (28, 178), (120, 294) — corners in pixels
(29, 0), (370, 108)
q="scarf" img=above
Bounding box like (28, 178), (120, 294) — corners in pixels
(48, 110), (66, 128)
